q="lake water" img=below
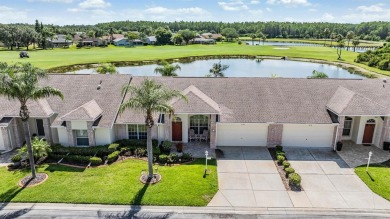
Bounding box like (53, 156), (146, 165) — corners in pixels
(72, 59), (365, 79)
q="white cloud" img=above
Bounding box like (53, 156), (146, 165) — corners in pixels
(218, 1), (249, 11)
(0, 6), (29, 23)
(266, 7), (272, 12)
(27, 0), (74, 3)
(250, 0), (260, 4)
(321, 13), (334, 21)
(356, 4), (384, 13)
(308, 8), (317, 12)
(266, 0), (311, 6)
(79, 0), (111, 9)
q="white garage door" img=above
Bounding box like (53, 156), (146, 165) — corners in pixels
(282, 124), (335, 148)
(0, 129), (5, 151)
(217, 123), (268, 146)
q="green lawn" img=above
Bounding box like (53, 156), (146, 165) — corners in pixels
(0, 158), (218, 206)
(0, 43), (388, 76)
(355, 164), (390, 201)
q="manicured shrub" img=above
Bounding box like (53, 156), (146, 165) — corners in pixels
(159, 154), (168, 163)
(153, 146), (161, 156)
(289, 173), (301, 187)
(277, 155), (285, 165)
(107, 151), (120, 164)
(134, 147), (147, 157)
(108, 143), (119, 153)
(275, 145), (283, 151)
(180, 153), (193, 162)
(276, 151), (285, 157)
(168, 153), (178, 163)
(285, 167), (295, 177)
(50, 145), (110, 157)
(115, 139), (147, 148)
(152, 139), (158, 148)
(90, 156), (103, 166)
(48, 153), (64, 161)
(64, 155), (90, 164)
(11, 154), (22, 162)
(282, 161), (291, 169)
(162, 141), (172, 154)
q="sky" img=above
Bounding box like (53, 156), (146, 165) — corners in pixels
(0, 0), (389, 25)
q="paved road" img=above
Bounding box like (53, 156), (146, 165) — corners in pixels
(1, 203), (390, 219)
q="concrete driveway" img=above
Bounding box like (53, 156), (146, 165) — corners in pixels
(208, 146), (390, 209)
(285, 147), (390, 209)
(208, 147), (293, 207)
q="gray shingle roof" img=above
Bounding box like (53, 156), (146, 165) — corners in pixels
(60, 99), (103, 121)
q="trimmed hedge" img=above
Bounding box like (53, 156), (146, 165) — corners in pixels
(180, 153), (193, 162)
(108, 143), (119, 152)
(289, 173), (301, 186)
(159, 154), (168, 163)
(277, 155), (285, 165)
(282, 161), (291, 169)
(285, 167), (295, 177)
(50, 145), (110, 157)
(90, 156), (103, 166)
(275, 145), (283, 151)
(107, 151), (120, 164)
(135, 147), (147, 157)
(63, 155), (90, 164)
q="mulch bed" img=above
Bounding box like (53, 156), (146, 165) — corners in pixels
(268, 148), (302, 192)
(139, 173), (162, 184)
(18, 173), (48, 188)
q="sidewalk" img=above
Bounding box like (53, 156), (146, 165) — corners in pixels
(1, 203), (390, 218)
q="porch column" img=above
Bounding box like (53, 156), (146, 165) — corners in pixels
(87, 121), (96, 146)
(66, 121), (75, 146)
(43, 118), (52, 145)
(12, 118), (24, 147)
(210, 114), (217, 149)
(164, 115), (172, 141)
(380, 117), (390, 148)
(1, 127), (12, 150)
(267, 124), (283, 147)
(335, 116), (345, 144)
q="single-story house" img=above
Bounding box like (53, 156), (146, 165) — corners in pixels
(191, 38), (216, 44)
(201, 33), (223, 40)
(77, 38), (106, 47)
(113, 38), (130, 46)
(48, 35), (72, 48)
(102, 34), (125, 42)
(1, 75), (389, 152)
(146, 36), (157, 45)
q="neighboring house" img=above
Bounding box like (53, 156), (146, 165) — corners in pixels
(113, 38), (130, 46)
(102, 34), (125, 42)
(47, 34), (72, 48)
(201, 33), (223, 40)
(1, 75), (390, 152)
(78, 38), (106, 47)
(146, 36), (157, 45)
(191, 37), (215, 44)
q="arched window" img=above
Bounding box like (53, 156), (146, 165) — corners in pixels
(366, 119), (375, 123)
(342, 117), (353, 136)
(190, 115), (209, 134)
(173, 117), (182, 122)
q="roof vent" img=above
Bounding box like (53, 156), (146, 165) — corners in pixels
(97, 80), (102, 90)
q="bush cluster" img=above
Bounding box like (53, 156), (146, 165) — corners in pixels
(51, 144), (110, 157)
(63, 155), (90, 164)
(285, 167), (295, 177)
(108, 143), (119, 153)
(90, 156), (103, 166)
(158, 152), (193, 164)
(289, 173), (302, 186)
(282, 161), (290, 169)
(107, 151), (120, 164)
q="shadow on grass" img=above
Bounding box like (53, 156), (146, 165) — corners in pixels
(0, 185), (32, 219)
(366, 171), (375, 182)
(44, 164), (85, 173)
(130, 183), (149, 205)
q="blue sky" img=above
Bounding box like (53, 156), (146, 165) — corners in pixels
(0, 0), (389, 25)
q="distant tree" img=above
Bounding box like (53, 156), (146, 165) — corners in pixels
(352, 37), (360, 52)
(346, 31), (355, 51)
(65, 34), (73, 46)
(207, 61), (229, 77)
(330, 32), (337, 47)
(178, 29), (196, 45)
(87, 30), (95, 38)
(335, 34), (345, 60)
(251, 33), (256, 45)
(308, 70), (328, 78)
(323, 28), (330, 46)
(154, 61), (181, 76)
(221, 28), (238, 42)
(155, 27), (172, 45)
(127, 32), (139, 45)
(96, 63), (117, 74)
(20, 27), (37, 51)
(171, 34), (183, 45)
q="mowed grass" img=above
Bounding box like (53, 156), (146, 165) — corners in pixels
(0, 158), (218, 206)
(355, 164), (390, 201)
(0, 43), (388, 76)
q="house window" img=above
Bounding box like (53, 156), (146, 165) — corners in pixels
(128, 124), (147, 140)
(342, 117), (353, 136)
(190, 115), (209, 134)
(75, 130), (89, 146)
(36, 119), (45, 136)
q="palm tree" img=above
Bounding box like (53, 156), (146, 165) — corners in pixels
(96, 63), (117, 74)
(335, 34), (345, 60)
(346, 31), (355, 51)
(207, 61), (229, 77)
(119, 79), (186, 180)
(308, 70), (328, 78)
(352, 37), (360, 52)
(323, 28), (330, 46)
(251, 33), (256, 45)
(0, 62), (63, 178)
(330, 33), (337, 47)
(65, 34), (73, 47)
(154, 61), (181, 76)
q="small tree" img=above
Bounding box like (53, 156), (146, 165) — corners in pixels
(96, 63), (117, 74)
(323, 28), (330, 46)
(127, 32), (139, 46)
(335, 34), (345, 60)
(207, 61), (229, 77)
(352, 37), (360, 52)
(154, 61), (181, 76)
(221, 28), (239, 42)
(18, 137), (52, 160)
(251, 33), (256, 45)
(308, 70), (328, 79)
(346, 31), (355, 51)
(178, 29), (196, 45)
(171, 34), (183, 45)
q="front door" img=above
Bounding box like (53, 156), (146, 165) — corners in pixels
(363, 124), (375, 144)
(172, 122), (182, 141)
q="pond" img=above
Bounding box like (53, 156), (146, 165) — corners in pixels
(71, 59), (365, 79)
